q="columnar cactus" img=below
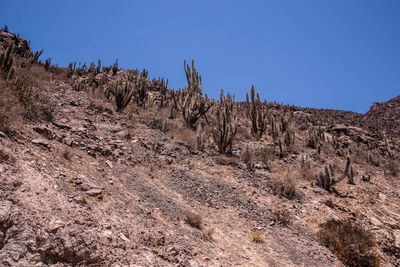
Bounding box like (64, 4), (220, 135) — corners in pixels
(246, 85), (267, 138)
(30, 49), (43, 64)
(178, 60), (212, 129)
(316, 165), (332, 192)
(133, 69), (148, 109)
(0, 45), (14, 79)
(114, 80), (134, 112)
(212, 90), (237, 154)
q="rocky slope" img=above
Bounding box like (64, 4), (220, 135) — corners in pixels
(0, 30), (399, 266)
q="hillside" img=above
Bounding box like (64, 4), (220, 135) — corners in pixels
(0, 30), (399, 266)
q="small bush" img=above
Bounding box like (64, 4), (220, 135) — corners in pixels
(385, 159), (399, 177)
(62, 148), (72, 161)
(215, 154), (239, 166)
(185, 210), (202, 229)
(251, 232), (263, 243)
(203, 227), (215, 240)
(273, 207), (291, 226)
(271, 174), (299, 200)
(318, 218), (380, 267)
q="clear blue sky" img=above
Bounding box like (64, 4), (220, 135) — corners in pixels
(2, 1), (399, 113)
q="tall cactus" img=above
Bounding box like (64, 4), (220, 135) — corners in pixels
(246, 85), (267, 138)
(0, 45), (14, 79)
(114, 80), (134, 112)
(178, 60), (212, 128)
(212, 90), (237, 154)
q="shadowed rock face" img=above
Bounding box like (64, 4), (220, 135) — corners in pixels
(0, 29), (399, 266)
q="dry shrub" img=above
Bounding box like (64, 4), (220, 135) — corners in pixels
(385, 159), (399, 177)
(0, 80), (23, 134)
(215, 154), (239, 166)
(14, 77), (54, 122)
(253, 146), (276, 166)
(271, 173), (299, 200)
(273, 207), (291, 226)
(203, 226), (215, 240)
(149, 163), (156, 173)
(251, 232), (263, 243)
(318, 218), (380, 267)
(299, 166), (314, 181)
(124, 129), (135, 141)
(184, 210), (202, 229)
(88, 99), (107, 114)
(0, 149), (11, 163)
(167, 125), (196, 148)
(62, 148), (72, 161)
(235, 124), (252, 142)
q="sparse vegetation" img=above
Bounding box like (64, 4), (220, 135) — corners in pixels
(318, 218), (380, 267)
(271, 172), (299, 200)
(273, 207), (291, 226)
(251, 232), (264, 243)
(203, 226), (215, 240)
(185, 210), (202, 229)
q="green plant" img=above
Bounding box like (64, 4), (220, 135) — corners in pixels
(196, 122), (206, 151)
(30, 49), (43, 64)
(114, 80), (134, 112)
(0, 45), (14, 79)
(112, 58), (118, 75)
(178, 60), (212, 128)
(318, 218), (380, 267)
(316, 165), (333, 192)
(212, 90), (237, 154)
(246, 85), (267, 138)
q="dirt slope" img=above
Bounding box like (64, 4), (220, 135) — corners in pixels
(0, 30), (399, 266)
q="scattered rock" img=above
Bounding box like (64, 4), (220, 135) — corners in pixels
(31, 138), (49, 147)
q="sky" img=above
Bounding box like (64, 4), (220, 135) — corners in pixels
(1, 0), (399, 113)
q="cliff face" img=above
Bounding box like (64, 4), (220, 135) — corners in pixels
(0, 30), (399, 266)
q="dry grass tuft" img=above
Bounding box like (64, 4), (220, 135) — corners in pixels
(184, 210), (202, 229)
(318, 218), (380, 267)
(251, 232), (264, 243)
(203, 226), (215, 240)
(271, 172), (299, 200)
(149, 163), (156, 173)
(215, 155), (239, 166)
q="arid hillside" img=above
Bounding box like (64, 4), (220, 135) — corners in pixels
(0, 30), (399, 267)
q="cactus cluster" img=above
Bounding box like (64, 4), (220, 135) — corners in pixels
(307, 126), (325, 149)
(113, 80), (134, 112)
(178, 60), (212, 129)
(212, 90), (237, 154)
(30, 49), (43, 64)
(0, 45), (14, 79)
(246, 85), (267, 138)
(384, 135), (395, 159)
(316, 165), (333, 192)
